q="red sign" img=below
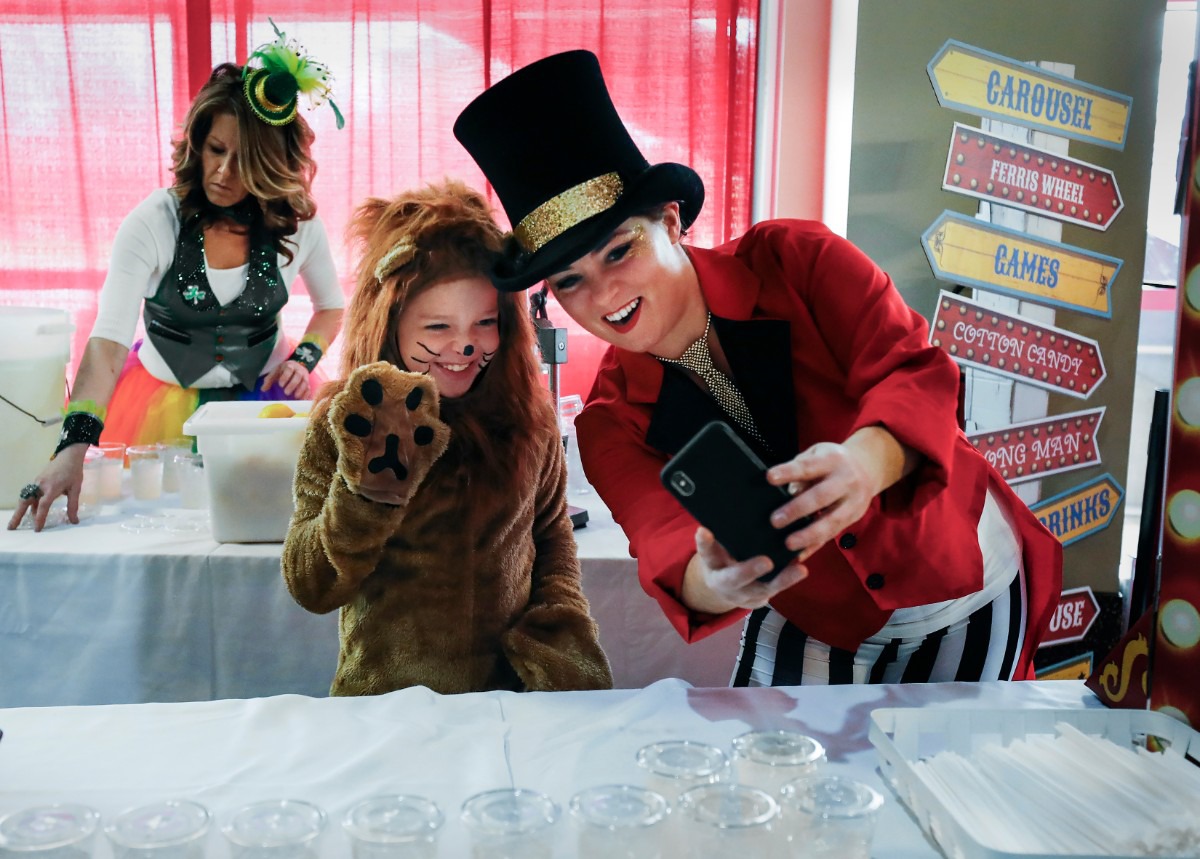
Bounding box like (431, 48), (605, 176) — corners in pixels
(943, 123), (1123, 230)
(929, 290), (1106, 399)
(968, 407), (1104, 484)
(1041, 586), (1100, 648)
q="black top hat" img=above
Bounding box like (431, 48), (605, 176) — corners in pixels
(453, 50), (704, 292)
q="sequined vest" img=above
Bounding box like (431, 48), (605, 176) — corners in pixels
(143, 213), (288, 389)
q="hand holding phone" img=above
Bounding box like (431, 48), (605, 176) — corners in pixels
(660, 421), (815, 582)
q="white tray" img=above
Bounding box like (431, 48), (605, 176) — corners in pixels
(869, 707), (1200, 859)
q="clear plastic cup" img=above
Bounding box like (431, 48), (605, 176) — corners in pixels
(0, 803), (100, 856)
(79, 447), (104, 508)
(127, 444), (163, 501)
(103, 800), (209, 858)
(570, 785), (668, 859)
(174, 452), (208, 511)
(96, 441), (126, 500)
(558, 394), (591, 496)
(220, 800), (325, 858)
(778, 775), (883, 858)
(342, 795), (443, 859)
(635, 740), (729, 805)
(460, 789), (559, 859)
(731, 730), (826, 796)
(675, 784), (779, 858)
(157, 437), (193, 494)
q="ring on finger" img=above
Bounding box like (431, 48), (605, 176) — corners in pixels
(18, 482), (43, 500)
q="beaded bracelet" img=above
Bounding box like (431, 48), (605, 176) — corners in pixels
(288, 339), (324, 373)
(53, 411), (104, 458)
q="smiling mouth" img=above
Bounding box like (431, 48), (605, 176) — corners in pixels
(435, 361), (473, 373)
(604, 297), (642, 332)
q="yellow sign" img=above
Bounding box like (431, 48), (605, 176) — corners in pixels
(928, 39), (1132, 150)
(1036, 654), (1094, 681)
(1032, 473), (1124, 547)
(922, 211), (1119, 319)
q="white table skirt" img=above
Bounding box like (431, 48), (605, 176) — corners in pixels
(0, 678), (1100, 857)
(0, 489), (741, 707)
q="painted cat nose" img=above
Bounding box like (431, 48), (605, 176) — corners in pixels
(463, 344), (475, 356)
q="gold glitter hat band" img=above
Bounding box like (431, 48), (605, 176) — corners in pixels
(512, 172), (624, 254)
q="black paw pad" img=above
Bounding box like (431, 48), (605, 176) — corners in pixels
(413, 425), (434, 446)
(367, 434), (408, 480)
(405, 387), (425, 410)
(344, 413), (372, 438)
(361, 378), (384, 405)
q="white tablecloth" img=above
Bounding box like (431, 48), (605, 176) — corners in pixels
(0, 490), (741, 707)
(0, 678), (1100, 857)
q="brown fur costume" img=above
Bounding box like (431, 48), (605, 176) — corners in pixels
(281, 182), (612, 695)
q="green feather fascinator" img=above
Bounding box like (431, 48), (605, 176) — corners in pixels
(243, 18), (345, 130)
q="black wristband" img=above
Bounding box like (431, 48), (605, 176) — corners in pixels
(288, 341), (323, 373)
(53, 412), (104, 458)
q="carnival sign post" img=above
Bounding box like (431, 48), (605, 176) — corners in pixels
(929, 290), (1106, 399)
(927, 39), (1132, 149)
(942, 122), (1124, 230)
(922, 211), (1120, 318)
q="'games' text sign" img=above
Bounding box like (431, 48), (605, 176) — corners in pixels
(942, 123), (1123, 230)
(968, 407), (1104, 484)
(922, 211), (1119, 318)
(930, 291), (1106, 399)
(927, 39), (1132, 149)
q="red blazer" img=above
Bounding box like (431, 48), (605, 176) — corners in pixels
(576, 220), (1061, 678)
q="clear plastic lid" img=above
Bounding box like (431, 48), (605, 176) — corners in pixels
(569, 785), (669, 830)
(731, 730), (826, 768)
(635, 740), (728, 779)
(460, 789), (559, 837)
(676, 784), (779, 829)
(342, 796), (443, 844)
(779, 775), (884, 819)
(104, 800), (210, 849)
(0, 804), (100, 851)
(221, 800), (325, 848)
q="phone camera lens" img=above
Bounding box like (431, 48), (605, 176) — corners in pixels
(670, 472), (695, 497)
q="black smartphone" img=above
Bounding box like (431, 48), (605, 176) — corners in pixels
(660, 421), (814, 582)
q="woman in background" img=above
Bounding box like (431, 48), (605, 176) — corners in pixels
(11, 23), (344, 532)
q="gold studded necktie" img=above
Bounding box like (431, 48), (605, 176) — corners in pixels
(658, 313), (769, 450)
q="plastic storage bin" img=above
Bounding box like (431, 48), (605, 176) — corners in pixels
(183, 400), (312, 542)
(869, 706), (1200, 859)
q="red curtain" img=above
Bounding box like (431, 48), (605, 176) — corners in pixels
(0, 0), (759, 398)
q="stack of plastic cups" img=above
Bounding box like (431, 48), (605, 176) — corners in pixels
(675, 783), (780, 859)
(731, 730), (826, 796)
(342, 795), (443, 858)
(220, 800), (325, 858)
(778, 774), (884, 858)
(104, 800), (210, 858)
(569, 784), (669, 859)
(460, 789), (560, 859)
(0, 804), (100, 856)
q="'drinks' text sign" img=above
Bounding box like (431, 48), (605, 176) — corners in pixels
(1031, 474), (1124, 547)
(927, 39), (1132, 150)
(929, 291), (1106, 399)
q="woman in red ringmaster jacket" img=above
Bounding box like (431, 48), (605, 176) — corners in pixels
(453, 49), (1062, 685)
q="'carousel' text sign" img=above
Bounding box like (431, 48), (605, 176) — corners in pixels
(927, 39), (1132, 149)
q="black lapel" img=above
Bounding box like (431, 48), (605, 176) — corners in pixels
(714, 317), (799, 460)
(644, 317), (799, 464)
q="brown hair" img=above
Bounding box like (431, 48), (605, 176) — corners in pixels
(170, 63), (317, 263)
(329, 181), (549, 479)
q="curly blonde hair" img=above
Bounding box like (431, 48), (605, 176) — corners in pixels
(170, 63), (317, 263)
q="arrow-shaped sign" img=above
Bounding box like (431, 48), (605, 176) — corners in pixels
(930, 290), (1106, 399)
(968, 407), (1104, 484)
(927, 39), (1132, 150)
(923, 211), (1119, 319)
(943, 123), (1124, 230)
(1031, 473), (1124, 547)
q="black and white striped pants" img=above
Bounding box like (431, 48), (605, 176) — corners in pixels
(730, 565), (1028, 686)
